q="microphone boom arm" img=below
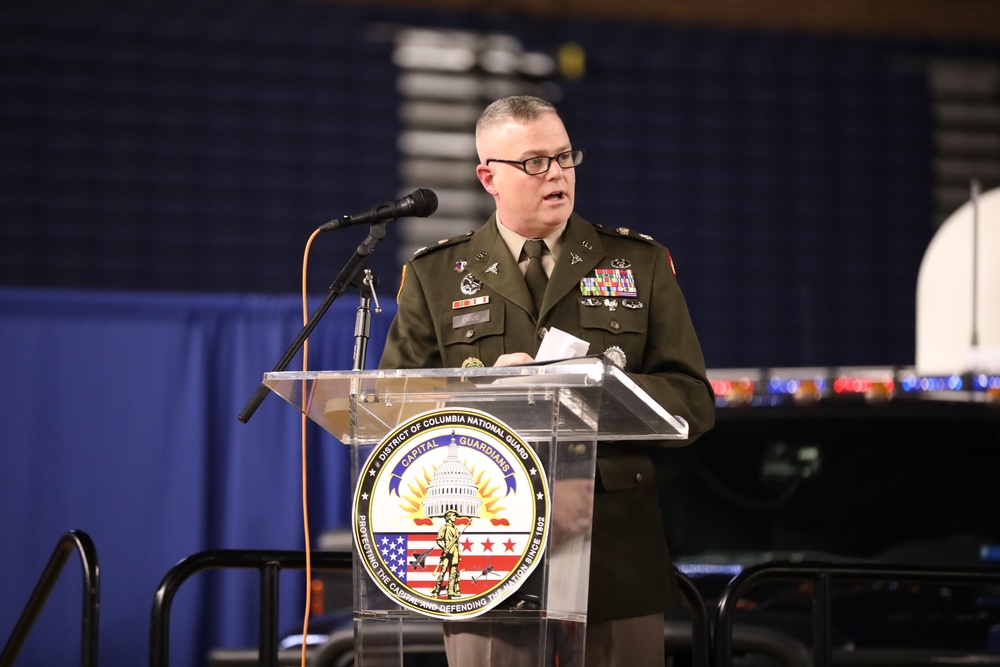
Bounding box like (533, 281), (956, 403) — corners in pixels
(237, 223), (387, 424)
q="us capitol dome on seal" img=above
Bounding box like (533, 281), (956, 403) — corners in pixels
(421, 431), (483, 519)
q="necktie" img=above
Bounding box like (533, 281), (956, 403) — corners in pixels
(523, 239), (548, 314)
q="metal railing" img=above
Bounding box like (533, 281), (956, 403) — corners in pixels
(16, 534), (997, 666)
(0, 529), (101, 667)
(149, 550), (352, 667)
(149, 551), (710, 667)
(715, 560), (1000, 667)
(676, 569), (711, 667)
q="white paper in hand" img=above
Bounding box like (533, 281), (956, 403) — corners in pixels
(535, 327), (590, 362)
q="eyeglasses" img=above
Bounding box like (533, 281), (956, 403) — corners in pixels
(486, 149), (585, 176)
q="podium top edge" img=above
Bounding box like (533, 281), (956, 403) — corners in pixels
(264, 358), (610, 382)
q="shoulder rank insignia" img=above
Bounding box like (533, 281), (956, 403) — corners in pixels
(412, 231), (474, 259)
(594, 224), (660, 247)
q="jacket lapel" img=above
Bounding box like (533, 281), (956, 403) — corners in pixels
(541, 215), (603, 318)
(465, 214), (606, 319)
(467, 217), (535, 315)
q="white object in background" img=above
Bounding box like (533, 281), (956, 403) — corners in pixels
(916, 183), (1000, 374)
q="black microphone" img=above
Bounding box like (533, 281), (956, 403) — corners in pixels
(320, 188), (438, 231)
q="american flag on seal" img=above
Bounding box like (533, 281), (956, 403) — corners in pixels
(376, 531), (530, 594)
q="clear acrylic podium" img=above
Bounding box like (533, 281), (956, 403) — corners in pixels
(264, 358), (688, 666)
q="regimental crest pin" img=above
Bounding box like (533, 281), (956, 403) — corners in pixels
(353, 408), (550, 619)
(461, 273), (483, 295)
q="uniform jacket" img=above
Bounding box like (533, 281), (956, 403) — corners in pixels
(379, 212), (715, 622)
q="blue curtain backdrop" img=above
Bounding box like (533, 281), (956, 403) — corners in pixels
(0, 286), (392, 665)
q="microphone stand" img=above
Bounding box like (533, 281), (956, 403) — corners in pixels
(352, 269), (380, 371)
(238, 223), (387, 424)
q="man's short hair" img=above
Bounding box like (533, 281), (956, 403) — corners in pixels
(475, 95), (557, 146)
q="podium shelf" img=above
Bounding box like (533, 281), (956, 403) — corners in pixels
(263, 359), (688, 444)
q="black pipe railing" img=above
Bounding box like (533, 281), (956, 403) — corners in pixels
(149, 550), (709, 667)
(0, 529), (101, 667)
(714, 560), (1000, 667)
(675, 569), (712, 667)
(149, 550), (352, 667)
(11, 535), (994, 667)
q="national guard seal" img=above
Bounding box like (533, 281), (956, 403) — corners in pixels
(352, 407), (551, 619)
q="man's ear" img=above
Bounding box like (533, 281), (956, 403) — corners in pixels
(476, 164), (497, 195)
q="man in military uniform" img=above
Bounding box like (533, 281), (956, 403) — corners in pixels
(380, 95), (715, 666)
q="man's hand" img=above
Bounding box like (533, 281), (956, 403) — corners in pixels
(550, 477), (594, 548)
(493, 352), (535, 367)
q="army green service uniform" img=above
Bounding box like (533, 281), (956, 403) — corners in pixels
(380, 212), (715, 626)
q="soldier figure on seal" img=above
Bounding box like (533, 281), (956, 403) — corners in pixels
(431, 509), (462, 599)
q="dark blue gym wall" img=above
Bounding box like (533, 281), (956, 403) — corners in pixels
(558, 25), (939, 368)
(4, 0), (998, 368)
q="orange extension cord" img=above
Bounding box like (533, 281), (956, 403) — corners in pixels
(298, 228), (322, 667)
